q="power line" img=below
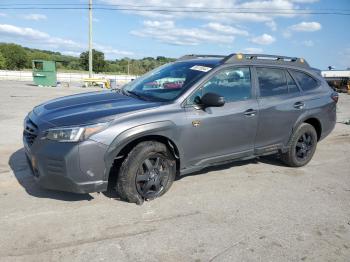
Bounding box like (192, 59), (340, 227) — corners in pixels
(0, 3), (349, 12)
(0, 6), (350, 15)
(0, 3), (349, 15)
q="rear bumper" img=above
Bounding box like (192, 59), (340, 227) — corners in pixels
(319, 102), (337, 141)
(24, 136), (109, 194)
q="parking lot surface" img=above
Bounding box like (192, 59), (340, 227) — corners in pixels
(0, 81), (349, 262)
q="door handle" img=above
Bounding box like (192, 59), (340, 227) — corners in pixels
(294, 101), (305, 109)
(244, 109), (257, 116)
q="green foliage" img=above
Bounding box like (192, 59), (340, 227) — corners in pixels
(0, 42), (175, 74)
(80, 49), (107, 73)
(0, 52), (6, 69)
(0, 43), (28, 70)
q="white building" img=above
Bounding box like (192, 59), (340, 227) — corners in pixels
(322, 70), (350, 78)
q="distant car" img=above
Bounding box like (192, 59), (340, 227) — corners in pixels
(23, 53), (337, 204)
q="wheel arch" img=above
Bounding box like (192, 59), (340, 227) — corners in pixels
(286, 115), (323, 151)
(303, 117), (322, 141)
(103, 121), (182, 182)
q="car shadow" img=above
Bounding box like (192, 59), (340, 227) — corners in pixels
(8, 148), (94, 201)
(9, 148), (287, 201)
(102, 162), (123, 200)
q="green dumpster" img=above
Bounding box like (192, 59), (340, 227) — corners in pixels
(32, 60), (57, 87)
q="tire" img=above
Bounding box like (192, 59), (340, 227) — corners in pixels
(281, 123), (318, 167)
(116, 141), (176, 204)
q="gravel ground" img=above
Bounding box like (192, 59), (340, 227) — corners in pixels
(0, 81), (349, 262)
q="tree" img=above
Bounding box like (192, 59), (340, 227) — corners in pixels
(26, 51), (51, 68)
(0, 43), (27, 70)
(79, 49), (106, 73)
(0, 52), (6, 69)
(67, 60), (83, 71)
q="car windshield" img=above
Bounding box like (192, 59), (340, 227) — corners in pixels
(122, 61), (216, 102)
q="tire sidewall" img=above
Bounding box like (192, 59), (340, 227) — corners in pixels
(118, 141), (176, 203)
(289, 124), (318, 166)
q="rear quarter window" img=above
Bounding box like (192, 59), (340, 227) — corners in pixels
(291, 70), (319, 91)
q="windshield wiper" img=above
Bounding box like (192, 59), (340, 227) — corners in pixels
(123, 90), (148, 101)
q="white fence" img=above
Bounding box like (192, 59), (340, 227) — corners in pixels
(0, 70), (137, 84)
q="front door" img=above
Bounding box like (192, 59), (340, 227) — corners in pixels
(180, 66), (258, 167)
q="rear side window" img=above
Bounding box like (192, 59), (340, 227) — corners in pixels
(286, 71), (299, 93)
(257, 68), (288, 97)
(291, 70), (319, 91)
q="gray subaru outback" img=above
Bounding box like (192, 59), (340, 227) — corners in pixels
(23, 53), (337, 204)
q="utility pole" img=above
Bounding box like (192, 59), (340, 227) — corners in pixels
(127, 59), (130, 75)
(88, 0), (93, 78)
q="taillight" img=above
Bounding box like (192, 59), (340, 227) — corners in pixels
(331, 92), (339, 103)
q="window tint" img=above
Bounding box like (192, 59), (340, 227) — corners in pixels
(123, 61), (215, 102)
(257, 68), (288, 97)
(292, 70), (319, 91)
(286, 71), (299, 93)
(200, 67), (252, 103)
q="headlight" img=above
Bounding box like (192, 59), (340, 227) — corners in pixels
(45, 123), (109, 142)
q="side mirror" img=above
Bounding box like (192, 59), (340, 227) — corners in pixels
(201, 92), (225, 108)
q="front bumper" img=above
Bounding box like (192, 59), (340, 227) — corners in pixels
(23, 134), (109, 194)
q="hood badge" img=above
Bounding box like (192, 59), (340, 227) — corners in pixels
(192, 120), (201, 127)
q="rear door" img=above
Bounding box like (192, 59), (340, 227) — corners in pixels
(254, 67), (305, 152)
(181, 66), (258, 167)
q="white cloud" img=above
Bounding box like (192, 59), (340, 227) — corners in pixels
(94, 43), (134, 57)
(289, 21), (322, 32)
(0, 24), (83, 50)
(283, 31), (292, 38)
(243, 47), (263, 53)
(290, 0), (319, 3)
(61, 51), (81, 57)
(101, 0), (304, 23)
(204, 22), (249, 36)
(22, 14), (47, 21)
(0, 13), (7, 17)
(283, 21), (321, 38)
(131, 20), (235, 46)
(265, 21), (277, 31)
(250, 34), (275, 45)
(0, 24), (51, 41)
(144, 20), (175, 29)
(102, 0), (321, 46)
(0, 23), (132, 59)
(302, 40), (314, 47)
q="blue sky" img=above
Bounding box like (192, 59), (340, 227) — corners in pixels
(0, 0), (349, 69)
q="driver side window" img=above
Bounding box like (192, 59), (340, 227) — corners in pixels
(188, 67), (252, 104)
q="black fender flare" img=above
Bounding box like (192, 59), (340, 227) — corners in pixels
(283, 113), (322, 152)
(103, 121), (181, 180)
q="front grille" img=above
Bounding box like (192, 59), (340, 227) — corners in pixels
(23, 118), (38, 146)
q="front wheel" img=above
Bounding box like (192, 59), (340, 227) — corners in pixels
(281, 123), (318, 167)
(116, 141), (176, 204)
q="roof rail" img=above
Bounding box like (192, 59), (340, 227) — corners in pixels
(177, 54), (226, 61)
(221, 53), (310, 67)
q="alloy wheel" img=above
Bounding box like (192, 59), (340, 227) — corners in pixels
(295, 132), (314, 161)
(135, 155), (170, 199)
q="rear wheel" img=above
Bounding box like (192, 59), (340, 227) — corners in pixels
(281, 123), (318, 167)
(116, 141), (176, 204)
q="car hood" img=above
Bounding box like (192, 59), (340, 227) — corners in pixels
(32, 90), (161, 127)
